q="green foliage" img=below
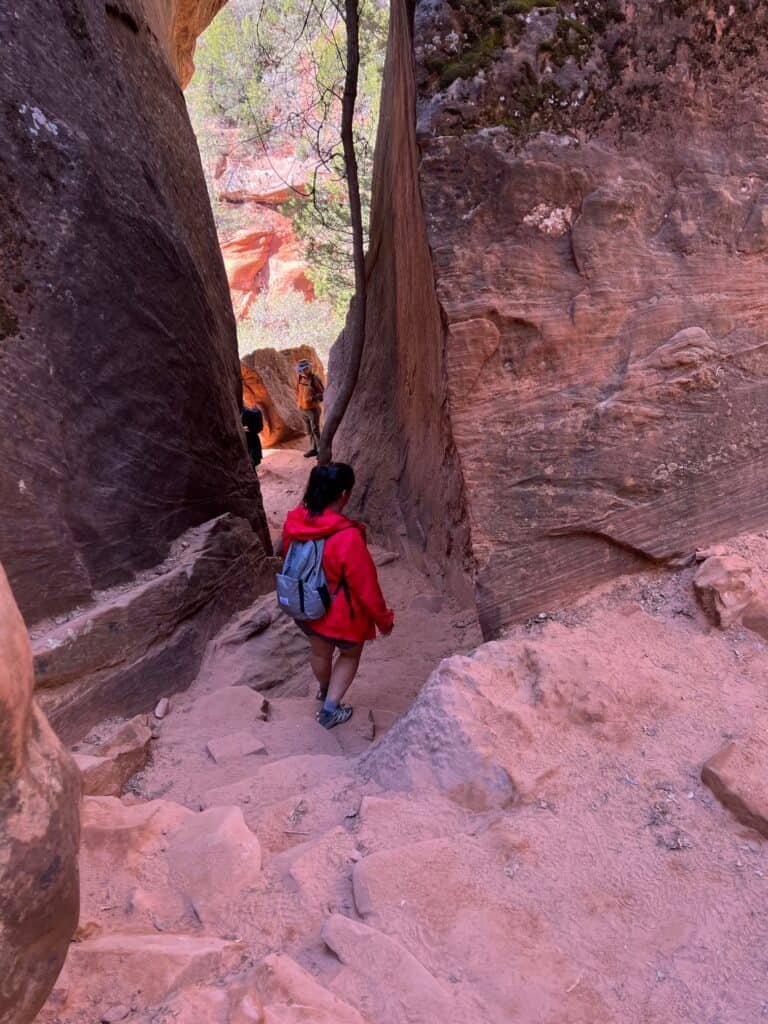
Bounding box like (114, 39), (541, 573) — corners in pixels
(237, 291), (344, 364)
(186, 6), (270, 129)
(186, 0), (389, 317)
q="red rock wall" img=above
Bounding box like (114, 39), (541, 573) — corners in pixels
(339, 0), (768, 636)
(0, 0), (267, 623)
(0, 565), (80, 1023)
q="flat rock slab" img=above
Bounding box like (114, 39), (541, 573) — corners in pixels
(33, 515), (270, 744)
(702, 740), (768, 838)
(65, 933), (244, 1007)
(322, 913), (458, 1023)
(206, 730), (268, 764)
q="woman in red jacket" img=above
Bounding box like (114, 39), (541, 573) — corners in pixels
(282, 463), (394, 729)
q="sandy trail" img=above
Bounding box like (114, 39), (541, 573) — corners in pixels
(39, 454), (768, 1024)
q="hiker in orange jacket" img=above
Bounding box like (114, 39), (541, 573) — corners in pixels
(295, 359), (324, 459)
(282, 463), (394, 729)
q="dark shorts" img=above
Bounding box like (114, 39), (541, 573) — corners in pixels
(296, 619), (358, 650)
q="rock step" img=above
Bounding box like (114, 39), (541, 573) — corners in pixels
(57, 933), (244, 1010)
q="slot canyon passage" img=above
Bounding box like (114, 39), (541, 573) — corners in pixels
(3, 0), (768, 1022)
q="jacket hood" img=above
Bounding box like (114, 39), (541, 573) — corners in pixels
(284, 506), (364, 542)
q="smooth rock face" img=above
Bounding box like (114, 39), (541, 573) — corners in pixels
(0, 565), (80, 1024)
(337, 0), (768, 635)
(33, 515), (270, 744)
(241, 346), (325, 448)
(0, 0), (266, 623)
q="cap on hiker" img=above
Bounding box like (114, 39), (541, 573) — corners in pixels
(296, 359), (311, 372)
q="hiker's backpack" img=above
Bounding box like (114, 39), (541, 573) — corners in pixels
(275, 539), (332, 620)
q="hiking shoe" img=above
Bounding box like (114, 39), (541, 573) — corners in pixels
(303, 448), (318, 458)
(318, 704), (353, 729)
(316, 687), (328, 702)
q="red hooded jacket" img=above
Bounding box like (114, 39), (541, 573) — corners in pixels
(282, 506), (394, 643)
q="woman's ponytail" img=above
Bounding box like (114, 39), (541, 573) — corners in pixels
(303, 463), (355, 515)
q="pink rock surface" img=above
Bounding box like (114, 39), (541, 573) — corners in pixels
(702, 739), (768, 839)
(0, 565), (80, 1024)
(166, 806), (262, 928)
(63, 932), (244, 1008)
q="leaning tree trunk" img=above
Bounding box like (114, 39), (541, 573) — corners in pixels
(317, 0), (366, 466)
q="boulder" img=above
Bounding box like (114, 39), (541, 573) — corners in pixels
(241, 346), (325, 449)
(702, 740), (768, 838)
(322, 913), (458, 1024)
(694, 553), (768, 641)
(62, 933), (244, 1008)
(73, 708), (154, 794)
(361, 654), (519, 811)
(252, 953), (370, 1024)
(206, 730), (267, 764)
(166, 806), (263, 929)
(0, 564), (80, 1024)
(693, 555), (760, 628)
(33, 515), (272, 744)
(81, 797), (192, 862)
(0, 0), (267, 626)
(210, 594), (309, 691)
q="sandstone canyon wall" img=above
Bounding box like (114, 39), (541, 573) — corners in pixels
(334, 0), (768, 636)
(0, 0), (266, 625)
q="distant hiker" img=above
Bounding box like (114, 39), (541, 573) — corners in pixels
(295, 358), (324, 459)
(277, 463), (394, 729)
(241, 404), (264, 469)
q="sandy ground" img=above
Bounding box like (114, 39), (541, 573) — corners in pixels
(39, 455), (768, 1024)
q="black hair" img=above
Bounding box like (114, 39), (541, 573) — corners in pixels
(303, 462), (355, 515)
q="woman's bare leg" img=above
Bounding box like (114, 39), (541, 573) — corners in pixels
(308, 634), (334, 691)
(326, 643), (364, 704)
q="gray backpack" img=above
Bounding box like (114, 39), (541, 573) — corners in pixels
(275, 539), (332, 620)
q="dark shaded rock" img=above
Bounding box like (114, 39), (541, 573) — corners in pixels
(0, 564), (80, 1024)
(0, 0), (267, 625)
(33, 515), (271, 744)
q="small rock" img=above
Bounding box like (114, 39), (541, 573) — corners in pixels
(703, 739), (768, 838)
(154, 698), (170, 720)
(101, 1005), (131, 1023)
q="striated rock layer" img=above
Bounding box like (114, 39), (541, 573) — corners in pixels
(32, 514), (273, 744)
(335, 0), (768, 635)
(0, 565), (80, 1023)
(0, 0), (267, 624)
